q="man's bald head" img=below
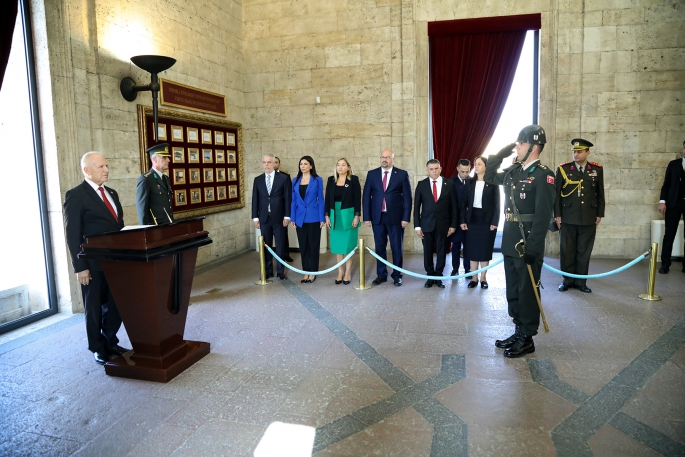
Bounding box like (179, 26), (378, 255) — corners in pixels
(81, 151), (110, 186)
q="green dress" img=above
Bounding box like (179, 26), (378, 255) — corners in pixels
(330, 187), (358, 254)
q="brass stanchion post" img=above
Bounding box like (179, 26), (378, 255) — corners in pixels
(255, 236), (273, 286)
(354, 238), (371, 290)
(639, 242), (661, 301)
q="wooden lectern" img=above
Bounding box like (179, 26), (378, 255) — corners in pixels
(79, 217), (212, 382)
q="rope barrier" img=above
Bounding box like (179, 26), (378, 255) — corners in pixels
(541, 249), (650, 279)
(264, 244), (357, 276)
(365, 247), (503, 280)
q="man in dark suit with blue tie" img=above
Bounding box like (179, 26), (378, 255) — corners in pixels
(448, 159), (471, 277)
(414, 159), (458, 288)
(252, 153), (291, 279)
(363, 149), (413, 286)
(64, 151), (130, 365)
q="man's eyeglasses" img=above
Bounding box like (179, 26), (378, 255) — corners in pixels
(380, 156), (392, 160)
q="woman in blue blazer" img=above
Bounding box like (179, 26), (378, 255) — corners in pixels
(291, 155), (325, 283)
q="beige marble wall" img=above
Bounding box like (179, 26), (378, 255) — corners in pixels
(37, 0), (246, 312)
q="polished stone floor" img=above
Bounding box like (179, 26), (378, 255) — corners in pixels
(1, 251), (684, 457)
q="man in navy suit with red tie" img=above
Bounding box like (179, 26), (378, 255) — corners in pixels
(64, 151), (130, 365)
(363, 149), (413, 286)
(448, 159), (471, 277)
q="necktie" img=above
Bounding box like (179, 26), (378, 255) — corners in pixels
(265, 174), (272, 212)
(433, 180), (438, 202)
(382, 171), (388, 211)
(98, 187), (118, 222)
(578, 166), (583, 174)
(163, 174), (169, 188)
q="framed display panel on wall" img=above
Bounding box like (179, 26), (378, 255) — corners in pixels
(137, 105), (244, 219)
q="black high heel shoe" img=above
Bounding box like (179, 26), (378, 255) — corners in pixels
(335, 279), (343, 284)
(309, 276), (316, 284)
(481, 281), (488, 289)
(467, 279), (478, 288)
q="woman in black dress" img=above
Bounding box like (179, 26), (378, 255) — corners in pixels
(460, 156), (500, 289)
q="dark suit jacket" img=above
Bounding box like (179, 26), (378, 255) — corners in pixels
(413, 177), (458, 233)
(324, 175), (361, 215)
(362, 167), (412, 225)
(291, 175), (325, 227)
(659, 158), (684, 208)
(252, 171), (292, 224)
(448, 173), (468, 230)
(136, 169), (174, 225)
(461, 178), (501, 227)
(64, 180), (125, 273)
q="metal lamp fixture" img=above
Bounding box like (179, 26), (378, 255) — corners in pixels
(120, 55), (176, 141)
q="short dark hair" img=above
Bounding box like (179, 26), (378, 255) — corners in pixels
(426, 159), (440, 167)
(458, 159), (471, 167)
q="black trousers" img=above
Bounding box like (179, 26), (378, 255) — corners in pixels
(661, 199), (685, 267)
(81, 270), (122, 353)
(559, 223), (596, 287)
(260, 215), (286, 274)
(372, 212), (405, 279)
(503, 255), (542, 337)
(422, 229), (447, 276)
(296, 222), (322, 273)
(448, 228), (470, 272)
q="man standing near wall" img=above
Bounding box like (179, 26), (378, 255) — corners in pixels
(363, 149), (412, 286)
(554, 139), (605, 293)
(657, 140), (685, 274)
(448, 159), (471, 277)
(64, 152), (130, 365)
(136, 143), (174, 225)
(484, 125), (556, 358)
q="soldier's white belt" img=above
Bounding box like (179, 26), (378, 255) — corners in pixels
(505, 213), (534, 222)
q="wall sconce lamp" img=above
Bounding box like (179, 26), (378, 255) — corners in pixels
(120, 55), (176, 141)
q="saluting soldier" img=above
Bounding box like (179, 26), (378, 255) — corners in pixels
(136, 143), (174, 225)
(554, 139), (605, 293)
(484, 125), (556, 358)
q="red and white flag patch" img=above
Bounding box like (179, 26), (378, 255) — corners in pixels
(547, 176), (555, 185)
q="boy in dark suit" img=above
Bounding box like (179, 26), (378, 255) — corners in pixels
(414, 159), (458, 288)
(63, 151), (130, 365)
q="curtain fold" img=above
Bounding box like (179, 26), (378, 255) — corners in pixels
(0, 0), (19, 91)
(430, 30), (526, 177)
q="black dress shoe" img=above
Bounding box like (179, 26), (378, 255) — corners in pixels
(575, 285), (592, 293)
(284, 256), (294, 262)
(495, 327), (520, 348)
(467, 280), (478, 288)
(107, 345), (131, 356)
(658, 266), (669, 274)
(424, 279), (434, 288)
(393, 278), (402, 286)
(372, 277), (387, 285)
(310, 276), (316, 283)
(265, 272), (274, 279)
(343, 280), (351, 285)
(480, 281), (488, 289)
(450, 269), (457, 276)
(503, 334), (535, 358)
(335, 279), (343, 284)
(93, 351), (110, 365)
(278, 273), (287, 280)
(558, 284), (569, 292)
(434, 280), (445, 289)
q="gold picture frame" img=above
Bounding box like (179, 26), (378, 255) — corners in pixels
(215, 131), (224, 145)
(228, 168), (237, 181)
(202, 129), (212, 144)
(187, 127), (199, 143)
(204, 187), (215, 202)
(203, 168), (214, 183)
(175, 189), (187, 206)
(189, 168), (201, 184)
(215, 150), (225, 163)
(156, 123), (167, 141)
(229, 185), (238, 199)
(227, 151), (236, 164)
(202, 149), (213, 163)
(216, 168), (226, 182)
(217, 186), (227, 200)
(190, 188), (201, 204)
(173, 169), (186, 185)
(226, 132), (235, 146)
(188, 148), (199, 163)
(173, 147), (185, 163)
(171, 125), (184, 142)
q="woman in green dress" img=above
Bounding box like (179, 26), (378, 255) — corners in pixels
(325, 158), (361, 284)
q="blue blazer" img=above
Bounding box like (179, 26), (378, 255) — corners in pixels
(291, 175), (325, 227)
(362, 167), (412, 225)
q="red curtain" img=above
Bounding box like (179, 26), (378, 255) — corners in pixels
(429, 14), (539, 177)
(0, 0), (19, 91)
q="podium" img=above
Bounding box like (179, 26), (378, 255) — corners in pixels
(79, 218), (212, 382)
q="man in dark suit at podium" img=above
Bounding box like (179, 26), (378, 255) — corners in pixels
(448, 159), (471, 277)
(252, 153), (291, 279)
(658, 140), (685, 274)
(363, 149), (412, 286)
(414, 159), (458, 288)
(63, 151), (130, 365)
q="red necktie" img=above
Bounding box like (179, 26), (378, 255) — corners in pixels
(98, 187), (118, 222)
(382, 171), (388, 211)
(433, 180), (438, 202)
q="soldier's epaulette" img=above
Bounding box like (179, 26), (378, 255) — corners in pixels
(559, 161), (572, 167)
(143, 171), (152, 177)
(539, 164), (549, 170)
(589, 161), (602, 167)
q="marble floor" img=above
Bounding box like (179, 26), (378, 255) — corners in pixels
(1, 250), (684, 457)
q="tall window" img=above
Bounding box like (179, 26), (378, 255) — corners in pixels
(0, 1), (58, 334)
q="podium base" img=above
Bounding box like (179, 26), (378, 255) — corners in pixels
(104, 340), (210, 383)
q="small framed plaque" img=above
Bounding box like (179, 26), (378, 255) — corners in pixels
(226, 132), (235, 146)
(217, 186), (227, 200)
(173, 147), (185, 163)
(202, 149), (213, 163)
(216, 150), (225, 163)
(156, 123), (167, 141)
(202, 129), (212, 144)
(190, 188), (201, 204)
(173, 169), (186, 185)
(215, 131), (224, 145)
(188, 148), (199, 163)
(227, 151), (236, 164)
(204, 187), (215, 202)
(187, 127), (199, 143)
(171, 125), (184, 142)
(228, 168), (237, 181)
(229, 185), (238, 199)
(204, 168), (214, 183)
(217, 168), (226, 182)
(175, 189), (187, 206)
(189, 168), (201, 184)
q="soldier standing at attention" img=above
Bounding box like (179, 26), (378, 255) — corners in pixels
(136, 143), (174, 225)
(554, 139), (605, 293)
(484, 125), (556, 358)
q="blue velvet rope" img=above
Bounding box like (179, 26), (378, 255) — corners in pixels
(263, 244), (357, 276)
(542, 250), (650, 279)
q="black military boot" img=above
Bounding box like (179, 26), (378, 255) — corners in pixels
(503, 334), (535, 358)
(495, 326), (520, 348)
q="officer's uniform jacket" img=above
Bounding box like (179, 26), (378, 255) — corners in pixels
(136, 169), (174, 225)
(485, 157), (556, 259)
(554, 161), (605, 226)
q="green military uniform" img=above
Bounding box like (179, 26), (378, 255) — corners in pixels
(485, 128), (556, 340)
(554, 139), (605, 290)
(136, 143), (174, 225)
